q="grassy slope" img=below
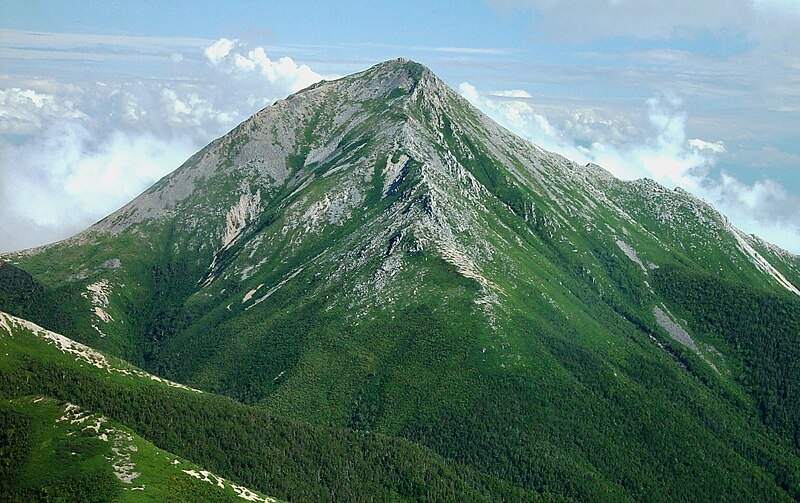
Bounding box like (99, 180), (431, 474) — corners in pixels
(0, 311), (563, 503)
(2, 60), (799, 502)
(0, 396), (276, 503)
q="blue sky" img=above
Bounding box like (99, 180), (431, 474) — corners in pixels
(1, 0), (799, 252)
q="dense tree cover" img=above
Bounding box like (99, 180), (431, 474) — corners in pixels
(0, 262), (44, 314)
(0, 397), (268, 503)
(0, 263), (80, 338)
(5, 240), (800, 502)
(0, 401), (121, 502)
(0, 405), (31, 498)
(653, 264), (800, 448)
(0, 354), (562, 503)
(4, 299), (800, 502)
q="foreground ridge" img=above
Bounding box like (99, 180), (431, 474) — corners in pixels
(1, 58), (799, 502)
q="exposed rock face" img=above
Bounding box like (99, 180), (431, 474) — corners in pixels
(2, 58), (800, 503)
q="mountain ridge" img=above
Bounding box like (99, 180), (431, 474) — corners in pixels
(2, 58), (799, 502)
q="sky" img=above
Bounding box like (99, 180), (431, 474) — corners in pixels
(1, 0), (799, 253)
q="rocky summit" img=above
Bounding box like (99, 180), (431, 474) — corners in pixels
(2, 58), (799, 502)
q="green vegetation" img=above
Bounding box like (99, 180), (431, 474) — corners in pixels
(2, 58), (799, 502)
(0, 315), (559, 503)
(0, 395), (271, 503)
(654, 264), (800, 447)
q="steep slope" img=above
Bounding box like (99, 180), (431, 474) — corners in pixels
(1, 396), (281, 503)
(0, 312), (278, 502)
(2, 58), (800, 502)
(0, 311), (561, 502)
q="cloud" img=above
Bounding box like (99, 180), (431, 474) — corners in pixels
(0, 88), (87, 134)
(0, 39), (330, 253)
(703, 173), (800, 252)
(688, 138), (726, 153)
(0, 121), (196, 252)
(489, 0), (800, 46)
(204, 38), (236, 64)
(204, 38), (325, 94)
(459, 82), (800, 253)
(490, 89), (533, 98)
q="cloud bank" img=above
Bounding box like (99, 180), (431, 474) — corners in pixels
(0, 39), (326, 253)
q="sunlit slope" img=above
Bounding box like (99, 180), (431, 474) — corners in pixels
(0, 311), (565, 502)
(2, 58), (799, 502)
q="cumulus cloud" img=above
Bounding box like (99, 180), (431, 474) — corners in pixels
(0, 121), (196, 250)
(460, 82), (800, 253)
(0, 80), (223, 251)
(204, 38), (236, 64)
(0, 88), (87, 135)
(0, 39), (328, 252)
(204, 38), (325, 94)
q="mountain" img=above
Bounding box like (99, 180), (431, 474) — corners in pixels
(2, 58), (799, 502)
(1, 311), (543, 502)
(0, 313), (281, 502)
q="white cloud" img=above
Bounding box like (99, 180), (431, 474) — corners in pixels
(460, 82), (800, 253)
(0, 121), (196, 251)
(490, 89), (533, 98)
(203, 38), (237, 64)
(204, 38), (325, 94)
(0, 38), (331, 252)
(688, 138), (726, 153)
(0, 88), (87, 134)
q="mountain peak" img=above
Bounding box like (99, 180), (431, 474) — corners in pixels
(345, 57), (436, 96)
(367, 57), (430, 75)
(5, 54), (800, 503)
